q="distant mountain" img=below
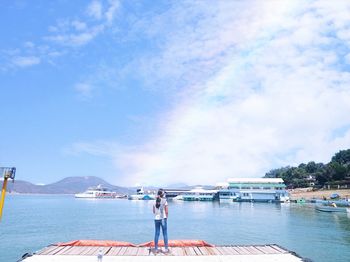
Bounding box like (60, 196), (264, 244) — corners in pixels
(165, 184), (215, 190)
(166, 183), (189, 188)
(7, 176), (132, 194)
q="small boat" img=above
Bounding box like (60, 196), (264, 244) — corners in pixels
(128, 187), (156, 200)
(172, 195), (184, 201)
(296, 198), (306, 204)
(315, 205), (348, 213)
(75, 185), (117, 199)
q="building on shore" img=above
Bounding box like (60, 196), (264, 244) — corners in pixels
(218, 178), (289, 203)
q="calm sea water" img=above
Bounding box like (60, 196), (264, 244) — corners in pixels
(1, 195), (350, 262)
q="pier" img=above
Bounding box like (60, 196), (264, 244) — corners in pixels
(20, 241), (305, 262)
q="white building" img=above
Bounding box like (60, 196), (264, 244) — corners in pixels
(219, 178), (289, 203)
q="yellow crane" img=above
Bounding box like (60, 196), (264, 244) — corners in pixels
(0, 167), (16, 221)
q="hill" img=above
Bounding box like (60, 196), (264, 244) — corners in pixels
(264, 149), (350, 189)
(6, 176), (131, 194)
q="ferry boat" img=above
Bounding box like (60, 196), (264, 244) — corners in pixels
(182, 187), (218, 201)
(75, 185), (117, 199)
(128, 187), (156, 200)
(218, 178), (290, 203)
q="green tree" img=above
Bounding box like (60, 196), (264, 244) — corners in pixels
(328, 161), (346, 181)
(315, 170), (331, 186)
(305, 161), (317, 173)
(331, 149), (350, 165)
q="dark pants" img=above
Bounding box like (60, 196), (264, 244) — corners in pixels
(154, 218), (168, 250)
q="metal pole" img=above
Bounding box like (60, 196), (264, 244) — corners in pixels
(0, 175), (9, 220)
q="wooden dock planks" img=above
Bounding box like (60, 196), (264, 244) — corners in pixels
(36, 244), (288, 257)
(106, 247), (122, 256)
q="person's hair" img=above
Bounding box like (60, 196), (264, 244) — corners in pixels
(155, 196), (161, 209)
(158, 188), (164, 197)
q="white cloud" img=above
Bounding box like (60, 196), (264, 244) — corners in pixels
(62, 1), (350, 186)
(87, 0), (103, 20)
(45, 25), (104, 46)
(74, 83), (94, 98)
(345, 53), (350, 64)
(105, 0), (119, 23)
(64, 141), (119, 156)
(71, 20), (87, 31)
(12, 56), (41, 67)
(45, 1), (119, 47)
(24, 41), (35, 48)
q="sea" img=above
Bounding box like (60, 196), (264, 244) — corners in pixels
(1, 194), (350, 262)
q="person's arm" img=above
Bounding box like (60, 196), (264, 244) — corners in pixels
(165, 204), (168, 218)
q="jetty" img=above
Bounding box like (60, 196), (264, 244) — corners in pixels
(19, 240), (305, 262)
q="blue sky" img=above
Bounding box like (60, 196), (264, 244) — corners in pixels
(1, 0), (350, 186)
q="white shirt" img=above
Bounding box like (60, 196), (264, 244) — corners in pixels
(154, 198), (168, 220)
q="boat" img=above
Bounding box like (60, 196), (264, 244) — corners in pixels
(128, 187), (156, 200)
(182, 187), (218, 201)
(315, 199), (350, 207)
(315, 205), (348, 213)
(75, 185), (117, 199)
(172, 195), (184, 200)
(296, 198), (306, 204)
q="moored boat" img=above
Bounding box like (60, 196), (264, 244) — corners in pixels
(172, 195), (184, 200)
(128, 187), (156, 200)
(315, 205), (348, 213)
(75, 185), (117, 199)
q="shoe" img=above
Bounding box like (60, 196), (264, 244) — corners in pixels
(163, 248), (170, 253)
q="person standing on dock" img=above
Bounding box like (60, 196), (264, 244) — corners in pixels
(153, 189), (169, 253)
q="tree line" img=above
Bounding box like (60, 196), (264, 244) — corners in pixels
(264, 149), (350, 188)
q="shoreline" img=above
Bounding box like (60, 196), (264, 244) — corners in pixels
(289, 188), (350, 200)
(7, 188), (350, 201)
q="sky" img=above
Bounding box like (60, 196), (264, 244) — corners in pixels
(1, 0), (350, 187)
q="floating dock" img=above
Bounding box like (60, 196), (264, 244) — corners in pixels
(20, 240), (306, 262)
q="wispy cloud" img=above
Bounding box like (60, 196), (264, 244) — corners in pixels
(105, 0), (119, 23)
(74, 83), (94, 99)
(45, 0), (119, 47)
(12, 56), (41, 67)
(45, 25), (105, 46)
(70, 0), (350, 186)
(64, 141), (119, 157)
(87, 0), (103, 20)
(1, 0), (120, 70)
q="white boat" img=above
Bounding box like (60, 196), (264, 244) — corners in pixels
(128, 187), (156, 200)
(182, 187), (217, 201)
(315, 205), (348, 213)
(75, 185), (117, 199)
(172, 195), (184, 201)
